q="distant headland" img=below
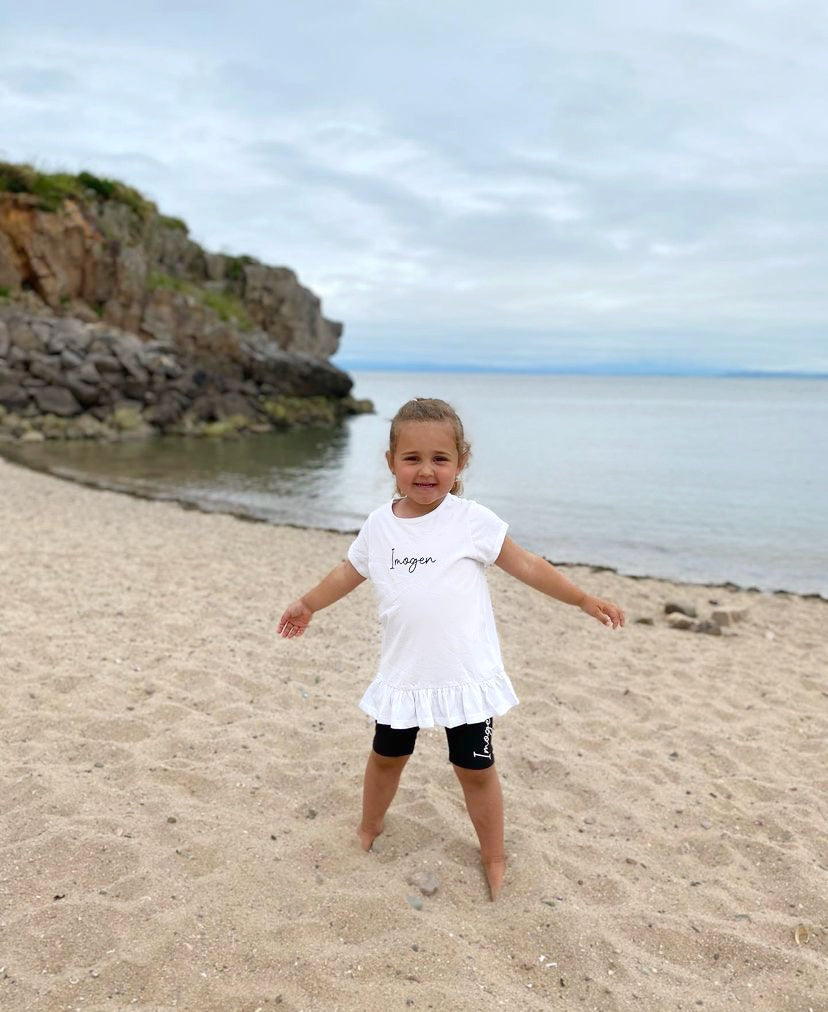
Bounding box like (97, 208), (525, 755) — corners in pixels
(0, 162), (371, 443)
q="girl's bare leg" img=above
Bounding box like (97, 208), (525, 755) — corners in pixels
(357, 751), (410, 851)
(453, 764), (506, 899)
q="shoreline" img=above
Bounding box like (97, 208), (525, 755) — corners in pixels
(1, 453), (826, 1011)
(1, 445), (825, 604)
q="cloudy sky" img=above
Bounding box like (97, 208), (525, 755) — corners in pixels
(3, 1), (827, 373)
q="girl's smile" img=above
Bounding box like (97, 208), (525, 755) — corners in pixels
(386, 420), (465, 516)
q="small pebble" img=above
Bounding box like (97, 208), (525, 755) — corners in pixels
(406, 894), (423, 911)
(406, 871), (440, 896)
(711, 607), (749, 626)
(694, 620), (722, 636)
(665, 601), (697, 618)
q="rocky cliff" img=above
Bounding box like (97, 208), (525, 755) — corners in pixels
(0, 163), (370, 441)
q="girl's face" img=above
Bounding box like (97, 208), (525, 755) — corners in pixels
(387, 420), (465, 514)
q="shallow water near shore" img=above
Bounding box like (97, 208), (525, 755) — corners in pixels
(4, 372), (827, 596)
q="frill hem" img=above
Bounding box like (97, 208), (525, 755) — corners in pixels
(358, 671), (519, 729)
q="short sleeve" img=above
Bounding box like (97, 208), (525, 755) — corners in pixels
(467, 500), (508, 566)
(347, 519), (370, 578)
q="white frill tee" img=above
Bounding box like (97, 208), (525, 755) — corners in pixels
(347, 493), (519, 729)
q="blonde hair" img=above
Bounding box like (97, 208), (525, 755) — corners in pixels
(389, 398), (470, 496)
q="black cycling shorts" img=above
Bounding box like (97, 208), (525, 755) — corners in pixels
(372, 717), (495, 770)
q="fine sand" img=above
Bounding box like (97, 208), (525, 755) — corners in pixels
(1, 454), (826, 1012)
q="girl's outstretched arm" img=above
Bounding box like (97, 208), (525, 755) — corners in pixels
(495, 537), (625, 629)
(278, 559), (366, 639)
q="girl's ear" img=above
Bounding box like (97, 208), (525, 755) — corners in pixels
(385, 449), (395, 473)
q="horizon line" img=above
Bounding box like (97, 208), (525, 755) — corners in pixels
(332, 360), (828, 379)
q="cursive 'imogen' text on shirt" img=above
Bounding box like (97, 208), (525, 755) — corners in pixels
(390, 548), (437, 574)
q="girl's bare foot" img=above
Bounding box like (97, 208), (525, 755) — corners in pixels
(356, 822), (383, 851)
(483, 855), (507, 900)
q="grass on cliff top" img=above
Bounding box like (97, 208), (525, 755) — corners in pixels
(0, 161), (187, 232)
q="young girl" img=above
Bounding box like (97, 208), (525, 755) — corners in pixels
(278, 397), (624, 899)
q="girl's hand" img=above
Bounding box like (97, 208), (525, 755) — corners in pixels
(278, 599), (313, 638)
(579, 594), (625, 629)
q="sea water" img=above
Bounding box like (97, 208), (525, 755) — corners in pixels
(6, 373), (827, 596)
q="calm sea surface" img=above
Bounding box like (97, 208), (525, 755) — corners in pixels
(6, 372), (828, 596)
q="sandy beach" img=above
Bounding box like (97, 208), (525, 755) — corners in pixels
(1, 453), (826, 1012)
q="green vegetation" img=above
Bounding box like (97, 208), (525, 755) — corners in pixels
(225, 254), (257, 282)
(148, 272), (254, 330)
(159, 214), (189, 234)
(342, 396), (374, 416)
(0, 163), (79, 211)
(201, 415), (251, 438)
(76, 170), (116, 200)
(0, 163), (30, 193)
(202, 289), (254, 329)
(0, 285), (10, 299)
(0, 162), (185, 227)
(147, 272), (189, 295)
(110, 407), (145, 432)
(263, 396), (339, 428)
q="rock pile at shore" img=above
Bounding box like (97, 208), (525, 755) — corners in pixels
(0, 308), (368, 441)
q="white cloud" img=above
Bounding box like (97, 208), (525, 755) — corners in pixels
(1, 1), (827, 371)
